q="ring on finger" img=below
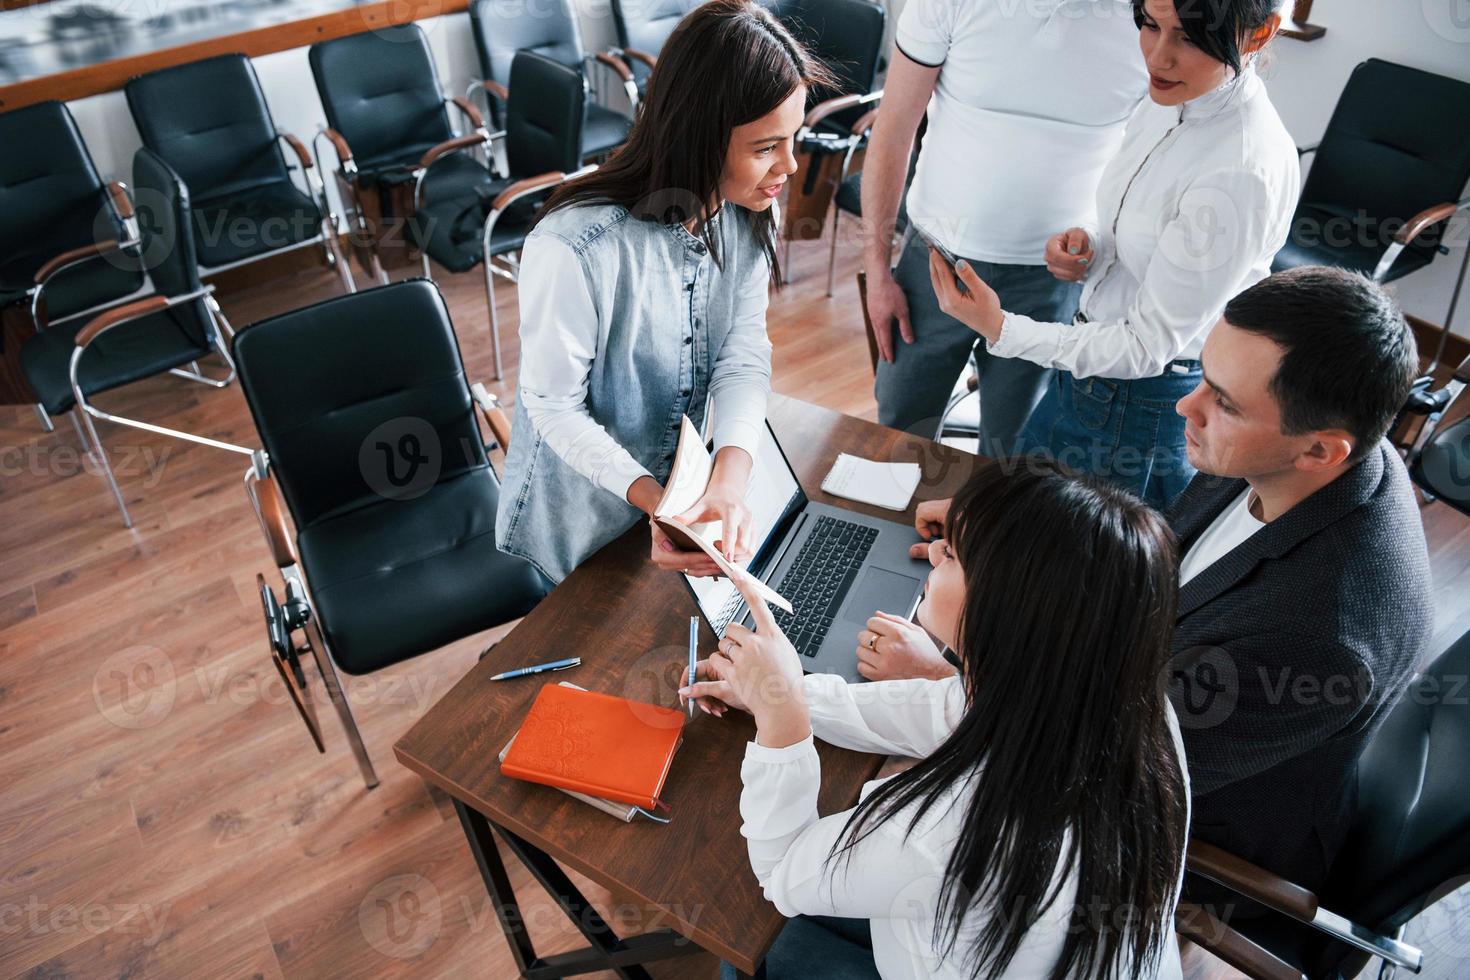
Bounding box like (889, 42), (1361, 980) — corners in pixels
(867, 632), (878, 650)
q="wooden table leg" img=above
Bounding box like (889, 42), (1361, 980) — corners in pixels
(453, 798), (704, 979)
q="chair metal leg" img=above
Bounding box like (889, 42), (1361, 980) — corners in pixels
(826, 208), (841, 298)
(72, 408), (132, 528)
(325, 225), (357, 294)
(34, 403), (54, 432)
(302, 613), (380, 789)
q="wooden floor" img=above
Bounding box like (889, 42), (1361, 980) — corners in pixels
(1, 230), (1466, 980)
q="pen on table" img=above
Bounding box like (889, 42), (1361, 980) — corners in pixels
(489, 656), (581, 681)
(687, 616), (699, 717)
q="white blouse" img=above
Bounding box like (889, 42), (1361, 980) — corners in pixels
(740, 673), (1190, 979)
(991, 64), (1299, 380)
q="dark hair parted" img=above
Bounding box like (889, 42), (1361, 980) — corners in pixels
(1132, 0), (1281, 74)
(832, 460), (1187, 980)
(539, 0), (833, 285)
(1223, 266), (1419, 461)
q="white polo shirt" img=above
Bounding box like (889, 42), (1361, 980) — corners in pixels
(897, 0), (1147, 265)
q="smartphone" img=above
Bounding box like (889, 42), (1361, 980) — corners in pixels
(915, 227), (966, 293)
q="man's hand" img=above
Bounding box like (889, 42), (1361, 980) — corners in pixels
(930, 250), (1004, 344)
(909, 497), (951, 558)
(855, 612), (956, 681)
(863, 267), (914, 363)
(1044, 227), (1093, 283)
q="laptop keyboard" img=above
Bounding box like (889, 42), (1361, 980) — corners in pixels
(770, 515), (878, 658)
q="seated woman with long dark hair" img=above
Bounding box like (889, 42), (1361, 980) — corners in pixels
(683, 460), (1191, 978)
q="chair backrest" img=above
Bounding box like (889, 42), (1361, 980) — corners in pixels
(469, 0), (584, 89)
(773, 0), (885, 112)
(1410, 411), (1470, 517)
(1302, 59), (1470, 262)
(310, 25), (454, 169)
(611, 0), (701, 54)
(0, 100), (113, 268)
(232, 280), (487, 530)
(1325, 629), (1470, 936)
(131, 147), (203, 301)
(505, 51), (586, 180)
(125, 54), (289, 202)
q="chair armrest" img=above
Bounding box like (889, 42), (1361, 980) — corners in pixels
(471, 382), (513, 451)
(592, 51), (634, 84)
(254, 473), (298, 568)
(1174, 902), (1305, 980)
(447, 95), (486, 131)
(74, 296), (171, 348)
(322, 127), (354, 166)
(491, 171), (566, 212)
(1454, 351), (1470, 384)
(1394, 198), (1470, 246)
(622, 47), (656, 71)
(419, 133), (488, 171)
(277, 130), (314, 170)
(850, 106), (880, 136)
(34, 240), (124, 285)
(802, 89), (882, 132)
(1187, 840), (1319, 923)
(482, 79), (510, 104)
(106, 180), (135, 220)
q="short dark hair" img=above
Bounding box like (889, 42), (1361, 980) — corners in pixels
(1222, 266), (1418, 460)
(1133, 0), (1280, 74)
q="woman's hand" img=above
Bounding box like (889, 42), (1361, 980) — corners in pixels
(679, 657), (744, 716)
(675, 447), (755, 562)
(908, 497), (951, 558)
(699, 570), (810, 748)
(1044, 227), (1094, 283)
(855, 612), (956, 681)
(929, 249), (1004, 344)
(649, 520), (722, 576)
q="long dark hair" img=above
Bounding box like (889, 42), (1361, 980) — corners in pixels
(1133, 0), (1280, 74)
(539, 0), (832, 284)
(833, 459), (1187, 979)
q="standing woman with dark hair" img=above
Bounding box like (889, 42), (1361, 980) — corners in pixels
(496, 0), (832, 582)
(683, 462), (1190, 979)
(930, 0), (1299, 510)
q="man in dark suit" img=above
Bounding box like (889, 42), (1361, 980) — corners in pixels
(866, 265), (1431, 897)
(1167, 266), (1430, 896)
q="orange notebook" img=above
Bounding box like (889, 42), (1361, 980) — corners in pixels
(500, 684), (685, 810)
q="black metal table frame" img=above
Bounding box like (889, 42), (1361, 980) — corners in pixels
(453, 799), (767, 979)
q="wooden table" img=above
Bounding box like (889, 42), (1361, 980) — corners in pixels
(394, 395), (986, 978)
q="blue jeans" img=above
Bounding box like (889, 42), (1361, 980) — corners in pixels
(1015, 362), (1202, 510)
(720, 916), (878, 980)
(875, 231), (1081, 454)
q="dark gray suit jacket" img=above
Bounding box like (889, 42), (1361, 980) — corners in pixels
(1165, 442), (1431, 893)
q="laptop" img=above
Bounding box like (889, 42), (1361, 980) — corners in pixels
(683, 422), (927, 683)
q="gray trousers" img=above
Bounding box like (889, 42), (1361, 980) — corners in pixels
(874, 231), (1081, 456)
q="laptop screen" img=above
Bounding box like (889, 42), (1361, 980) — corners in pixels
(683, 422), (805, 633)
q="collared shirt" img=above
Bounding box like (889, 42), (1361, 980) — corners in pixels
(992, 65), (1300, 379)
(738, 672), (1190, 979)
(897, 0), (1146, 264)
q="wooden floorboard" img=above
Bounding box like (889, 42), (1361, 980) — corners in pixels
(0, 229), (1464, 980)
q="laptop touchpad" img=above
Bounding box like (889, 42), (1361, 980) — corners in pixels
(841, 568), (921, 622)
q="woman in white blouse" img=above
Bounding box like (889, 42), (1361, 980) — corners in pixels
(930, 0), (1299, 509)
(681, 461), (1191, 979)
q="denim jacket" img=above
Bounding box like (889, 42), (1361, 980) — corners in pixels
(497, 202), (773, 582)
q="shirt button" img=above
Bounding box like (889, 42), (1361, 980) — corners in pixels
(681, 389), (691, 397)
(683, 336), (692, 345)
(692, 244), (707, 255)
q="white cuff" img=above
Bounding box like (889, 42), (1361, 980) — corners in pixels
(745, 734), (816, 764)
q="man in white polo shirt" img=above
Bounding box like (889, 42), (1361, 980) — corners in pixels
(863, 0), (1145, 446)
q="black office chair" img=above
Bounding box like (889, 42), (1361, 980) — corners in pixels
(467, 0), (634, 158)
(19, 148), (251, 527)
(608, 0), (702, 95)
(124, 54), (353, 293)
(412, 50), (588, 381)
(1271, 59), (1470, 372)
(309, 24), (493, 286)
(0, 100), (146, 429)
(1175, 623), (1470, 980)
(1398, 352), (1470, 517)
(235, 280), (550, 788)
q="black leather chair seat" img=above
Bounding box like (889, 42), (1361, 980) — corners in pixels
(0, 248), (143, 318)
(1411, 414), (1470, 515)
(21, 303), (212, 414)
(355, 146), (489, 198)
(191, 182), (323, 269)
(583, 103), (632, 157)
(297, 464), (549, 674)
(1272, 204), (1435, 283)
(412, 180), (541, 274)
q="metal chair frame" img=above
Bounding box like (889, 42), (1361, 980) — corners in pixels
(786, 89), (883, 292)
